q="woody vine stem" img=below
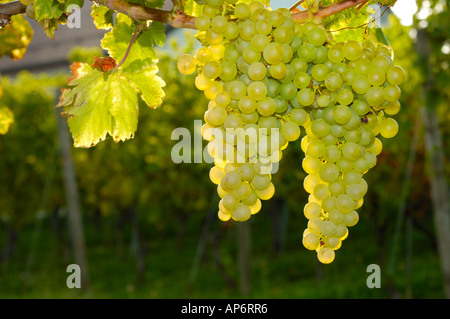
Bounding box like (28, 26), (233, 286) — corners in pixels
(0, 0), (370, 28)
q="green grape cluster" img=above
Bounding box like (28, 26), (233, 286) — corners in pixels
(299, 39), (404, 264)
(177, 0), (405, 264)
(178, 0), (305, 223)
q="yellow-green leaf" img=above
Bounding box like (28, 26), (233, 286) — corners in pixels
(57, 63), (138, 148)
(0, 106), (14, 135)
(0, 15), (34, 60)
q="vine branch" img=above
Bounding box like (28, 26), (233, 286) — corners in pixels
(0, 1), (26, 27)
(291, 0), (370, 22)
(0, 0), (371, 29)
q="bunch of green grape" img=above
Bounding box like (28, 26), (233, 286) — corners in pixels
(300, 40), (404, 263)
(178, 0), (307, 223)
(177, 0), (405, 264)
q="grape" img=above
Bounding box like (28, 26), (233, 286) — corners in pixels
(206, 29), (224, 45)
(263, 43), (285, 65)
(379, 118), (399, 138)
(228, 80), (247, 100)
(280, 82), (297, 101)
(366, 86), (385, 106)
(333, 105), (352, 125)
(177, 54), (197, 75)
(257, 97), (277, 116)
(320, 220), (337, 237)
(209, 166), (225, 184)
(324, 145), (341, 163)
(342, 141), (362, 161)
(239, 20), (256, 41)
(222, 193), (239, 210)
(351, 75), (371, 95)
(319, 163), (340, 183)
(311, 64), (329, 82)
(233, 203), (251, 221)
(224, 113), (243, 130)
(307, 216), (323, 234)
(269, 10), (284, 27)
(290, 58), (307, 73)
(281, 121), (300, 142)
(384, 84), (401, 102)
(256, 20), (272, 35)
(251, 174), (271, 190)
(211, 15), (228, 34)
(297, 88), (315, 106)
(386, 65), (406, 85)
(218, 210), (231, 221)
(203, 61), (222, 79)
(298, 43), (317, 62)
(384, 100), (401, 115)
(337, 88), (354, 106)
(317, 247), (335, 264)
(269, 63), (287, 80)
(234, 2), (251, 19)
(196, 47), (213, 65)
(367, 68), (386, 87)
(311, 118), (330, 138)
(234, 182), (253, 200)
(355, 59), (372, 75)
(342, 41), (362, 61)
(313, 183), (329, 200)
(204, 81), (223, 100)
(343, 210), (359, 227)
(353, 99), (370, 116)
(290, 108), (308, 126)
(303, 232), (320, 250)
(195, 15), (211, 31)
(324, 72), (343, 91)
(328, 46), (344, 63)
(221, 171), (242, 191)
(247, 81), (267, 100)
(205, 106), (227, 126)
(255, 182), (275, 200)
(258, 116), (278, 131)
(242, 46), (261, 64)
(372, 55), (392, 72)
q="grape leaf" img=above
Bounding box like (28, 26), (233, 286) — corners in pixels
(35, 0), (84, 38)
(101, 14), (160, 69)
(325, 3), (390, 48)
(57, 63), (138, 147)
(90, 3), (115, 30)
(123, 60), (166, 109)
(35, 0), (65, 20)
(0, 106), (14, 135)
(148, 21), (166, 48)
(365, 25), (390, 47)
(325, 5), (372, 43)
(0, 15), (34, 60)
(57, 58), (165, 147)
(182, 0), (204, 17)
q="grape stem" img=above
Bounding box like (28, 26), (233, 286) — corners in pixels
(0, 1), (25, 27)
(0, 0), (373, 28)
(116, 23), (143, 69)
(289, 0), (305, 11)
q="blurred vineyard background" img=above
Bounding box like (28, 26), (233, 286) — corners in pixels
(0, 0), (449, 299)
